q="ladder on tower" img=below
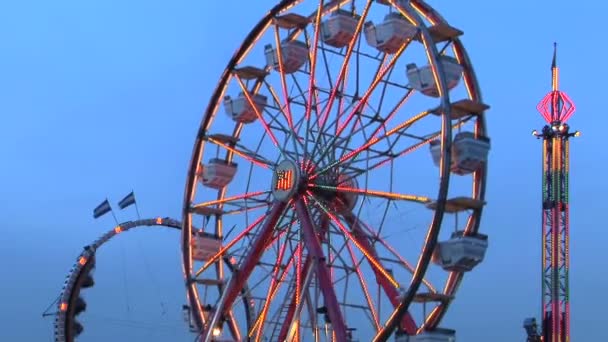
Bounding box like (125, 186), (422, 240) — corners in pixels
(268, 277), (298, 340)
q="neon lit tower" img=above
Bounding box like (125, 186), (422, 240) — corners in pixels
(525, 43), (580, 342)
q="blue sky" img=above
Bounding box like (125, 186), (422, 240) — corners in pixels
(1, 0), (606, 341)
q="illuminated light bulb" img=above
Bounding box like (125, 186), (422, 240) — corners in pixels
(212, 327), (221, 337)
(574, 131), (581, 137)
(532, 130), (538, 136)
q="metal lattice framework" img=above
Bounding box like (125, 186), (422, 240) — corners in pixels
(182, 1), (490, 341)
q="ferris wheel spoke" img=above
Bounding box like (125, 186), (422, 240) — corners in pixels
(309, 197), (417, 333)
(309, 183), (431, 204)
(327, 231), (359, 272)
(225, 310), (242, 341)
(316, 0), (372, 135)
(344, 241), (381, 330)
(415, 305), (444, 334)
(299, 21), (356, 166)
(304, 0), (323, 122)
(194, 213), (267, 278)
(338, 91), (420, 167)
(330, 54), (391, 150)
(202, 202), (288, 341)
(284, 258), (316, 342)
(192, 191), (271, 209)
(313, 109), (431, 179)
(287, 72), (316, 158)
(276, 212), (330, 340)
(205, 135), (275, 169)
(335, 88), (415, 167)
(346, 117), (472, 179)
(250, 229), (294, 341)
(272, 23), (295, 130)
(332, 36), (411, 137)
(322, 2), (372, 130)
(313, 98), (358, 167)
(323, 32), (365, 141)
(260, 237), (304, 339)
(306, 192), (399, 288)
(313, 38), (413, 166)
(303, 289), (319, 337)
(308, 50), (358, 165)
(223, 203), (270, 216)
(266, 107), (305, 160)
(301, 11), (324, 164)
(271, 24), (304, 163)
(249, 216), (296, 278)
(234, 76), (289, 158)
(257, 252), (297, 324)
(337, 50), (391, 138)
(295, 196), (349, 340)
(261, 79), (307, 158)
(339, 214), (419, 333)
(351, 214), (437, 293)
(323, 218), (390, 331)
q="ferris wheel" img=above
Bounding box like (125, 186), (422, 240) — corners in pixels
(181, 0), (491, 341)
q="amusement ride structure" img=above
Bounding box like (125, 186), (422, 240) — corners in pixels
(50, 0), (493, 341)
(524, 44), (579, 342)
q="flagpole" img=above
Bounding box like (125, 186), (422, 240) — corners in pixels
(110, 206), (119, 225)
(131, 190), (141, 219)
(134, 201), (141, 220)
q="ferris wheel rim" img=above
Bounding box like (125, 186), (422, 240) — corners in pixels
(405, 0), (489, 333)
(182, 0), (488, 340)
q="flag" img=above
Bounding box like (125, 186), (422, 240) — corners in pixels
(118, 191), (136, 210)
(93, 199), (112, 219)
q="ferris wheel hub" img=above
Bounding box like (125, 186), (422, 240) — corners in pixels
(271, 159), (301, 202)
(309, 169), (359, 213)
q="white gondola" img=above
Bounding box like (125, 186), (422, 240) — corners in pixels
(451, 132), (490, 175)
(429, 140), (441, 167)
(265, 40), (309, 74)
(200, 158), (237, 189)
(192, 231), (222, 261)
(428, 133), (490, 175)
(432, 231), (488, 272)
(364, 13), (417, 54)
(320, 9), (359, 48)
(406, 56), (463, 97)
(398, 329), (456, 342)
(223, 92), (267, 124)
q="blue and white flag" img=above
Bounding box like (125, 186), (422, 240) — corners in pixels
(118, 191), (136, 210)
(93, 199), (112, 219)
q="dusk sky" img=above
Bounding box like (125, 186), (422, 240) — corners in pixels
(1, 0), (607, 341)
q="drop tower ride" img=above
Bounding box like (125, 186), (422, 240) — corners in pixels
(524, 43), (579, 342)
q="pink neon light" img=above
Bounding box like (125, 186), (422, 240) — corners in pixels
(537, 90), (576, 123)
